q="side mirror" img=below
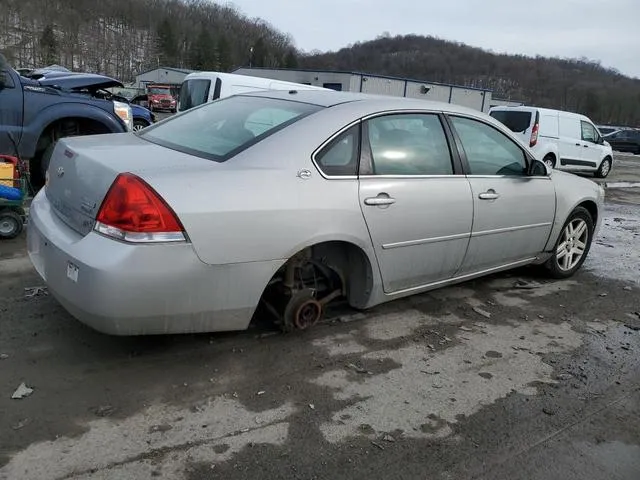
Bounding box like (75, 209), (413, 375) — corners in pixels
(529, 159), (550, 177)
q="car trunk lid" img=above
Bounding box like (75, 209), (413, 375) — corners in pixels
(44, 133), (213, 236)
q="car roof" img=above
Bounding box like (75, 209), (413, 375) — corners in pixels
(239, 89), (484, 115)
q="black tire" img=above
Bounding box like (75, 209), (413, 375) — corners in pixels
(594, 157), (612, 178)
(544, 206), (594, 279)
(133, 119), (149, 132)
(0, 210), (23, 239)
(543, 154), (556, 169)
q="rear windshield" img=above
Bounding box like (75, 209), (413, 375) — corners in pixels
(179, 79), (211, 111)
(140, 95), (322, 162)
(490, 110), (532, 133)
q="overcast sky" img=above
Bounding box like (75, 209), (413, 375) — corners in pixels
(229, 0), (640, 78)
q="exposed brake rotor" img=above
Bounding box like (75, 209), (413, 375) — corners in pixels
(283, 288), (323, 332)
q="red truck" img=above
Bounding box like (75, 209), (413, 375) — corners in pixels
(146, 84), (177, 113)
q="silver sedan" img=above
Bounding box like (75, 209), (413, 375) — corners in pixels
(27, 90), (604, 335)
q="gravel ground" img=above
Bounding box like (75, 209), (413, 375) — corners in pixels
(0, 155), (638, 480)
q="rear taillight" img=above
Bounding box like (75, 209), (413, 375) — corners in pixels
(530, 120), (539, 147)
(94, 173), (186, 243)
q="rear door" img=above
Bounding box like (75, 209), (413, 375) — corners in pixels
(488, 109), (533, 146)
(558, 115), (584, 169)
(178, 78), (211, 111)
(447, 115), (556, 274)
(358, 112), (473, 293)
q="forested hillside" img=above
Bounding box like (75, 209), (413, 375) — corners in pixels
(2, 2), (639, 125)
(301, 35), (640, 125)
(0, 0), (297, 82)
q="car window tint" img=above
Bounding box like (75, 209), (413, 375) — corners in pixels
(366, 114), (453, 175)
(581, 121), (597, 142)
(489, 110), (532, 133)
(178, 79), (210, 111)
(315, 125), (359, 176)
(450, 116), (527, 176)
(140, 96), (322, 162)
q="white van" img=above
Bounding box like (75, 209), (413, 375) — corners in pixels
(178, 72), (329, 112)
(489, 106), (614, 178)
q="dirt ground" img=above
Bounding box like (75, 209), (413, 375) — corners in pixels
(0, 155), (639, 480)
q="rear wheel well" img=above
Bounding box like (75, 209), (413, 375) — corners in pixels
(308, 241), (375, 308)
(257, 241), (375, 330)
(31, 117), (112, 188)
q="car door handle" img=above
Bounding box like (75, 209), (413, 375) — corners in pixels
(583, 144), (589, 148)
(575, 143), (581, 146)
(478, 189), (500, 200)
(364, 195), (396, 206)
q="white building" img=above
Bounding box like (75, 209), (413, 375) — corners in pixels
(134, 67), (196, 89)
(233, 67), (494, 112)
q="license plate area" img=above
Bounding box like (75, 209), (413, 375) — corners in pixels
(66, 261), (79, 283)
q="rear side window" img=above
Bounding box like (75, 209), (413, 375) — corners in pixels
(365, 114), (454, 175)
(315, 125), (359, 176)
(179, 79), (211, 111)
(141, 96), (322, 162)
(489, 110), (532, 133)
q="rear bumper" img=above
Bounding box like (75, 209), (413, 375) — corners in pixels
(27, 190), (280, 335)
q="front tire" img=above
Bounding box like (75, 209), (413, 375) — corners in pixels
(595, 157), (612, 178)
(133, 119), (149, 132)
(544, 206), (594, 279)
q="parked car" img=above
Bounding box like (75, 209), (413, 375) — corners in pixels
(130, 104), (155, 131)
(489, 106), (614, 178)
(146, 84), (177, 113)
(596, 125), (622, 136)
(28, 91), (604, 335)
(604, 129), (640, 154)
(178, 71), (328, 112)
(0, 54), (132, 189)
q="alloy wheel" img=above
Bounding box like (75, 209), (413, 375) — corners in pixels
(556, 218), (588, 271)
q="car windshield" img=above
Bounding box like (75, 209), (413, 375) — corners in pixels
(489, 110), (532, 133)
(149, 87), (171, 95)
(140, 95), (322, 162)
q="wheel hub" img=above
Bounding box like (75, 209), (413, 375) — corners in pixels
(0, 219), (16, 234)
(293, 299), (322, 330)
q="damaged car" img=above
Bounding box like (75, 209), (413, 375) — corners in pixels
(27, 90), (605, 335)
(0, 54), (133, 189)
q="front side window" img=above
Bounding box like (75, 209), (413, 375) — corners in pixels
(314, 125), (359, 176)
(450, 116), (527, 176)
(140, 96), (322, 162)
(581, 121), (597, 142)
(365, 113), (454, 175)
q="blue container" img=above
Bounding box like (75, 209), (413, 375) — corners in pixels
(0, 184), (23, 201)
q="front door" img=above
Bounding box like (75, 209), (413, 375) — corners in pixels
(447, 115), (556, 274)
(580, 120), (603, 167)
(358, 112), (473, 293)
